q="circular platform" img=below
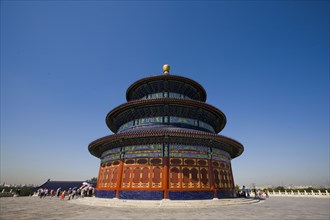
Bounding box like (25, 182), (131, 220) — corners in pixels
(69, 197), (261, 208)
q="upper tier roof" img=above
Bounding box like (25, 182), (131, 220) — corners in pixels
(126, 75), (207, 102)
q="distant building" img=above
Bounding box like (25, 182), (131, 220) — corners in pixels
(36, 179), (96, 191)
(89, 65), (244, 200)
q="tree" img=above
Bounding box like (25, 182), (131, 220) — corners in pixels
(86, 177), (97, 182)
(274, 186), (285, 191)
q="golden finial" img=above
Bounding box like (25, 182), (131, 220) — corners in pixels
(163, 64), (170, 75)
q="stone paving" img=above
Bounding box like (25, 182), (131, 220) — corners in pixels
(0, 196), (329, 220)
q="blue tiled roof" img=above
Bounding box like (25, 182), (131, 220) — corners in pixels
(36, 180), (96, 191)
(118, 124), (215, 135)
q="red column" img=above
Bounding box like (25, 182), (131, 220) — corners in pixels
(229, 163), (236, 196)
(163, 157), (169, 199)
(96, 164), (103, 190)
(115, 160), (124, 198)
(208, 159), (216, 198)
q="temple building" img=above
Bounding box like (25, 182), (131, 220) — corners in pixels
(88, 65), (244, 200)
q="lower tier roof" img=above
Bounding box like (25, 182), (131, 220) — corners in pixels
(88, 127), (243, 159)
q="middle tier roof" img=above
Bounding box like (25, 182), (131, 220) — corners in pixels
(106, 98), (227, 134)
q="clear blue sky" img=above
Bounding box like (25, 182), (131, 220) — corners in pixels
(1, 1), (329, 188)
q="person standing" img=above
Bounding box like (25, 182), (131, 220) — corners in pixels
(242, 185), (247, 198)
(253, 188), (258, 198)
(56, 188), (61, 197)
(60, 190), (66, 200)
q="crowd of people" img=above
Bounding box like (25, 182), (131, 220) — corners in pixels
(37, 183), (94, 200)
(237, 185), (269, 199)
(38, 183), (270, 200)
